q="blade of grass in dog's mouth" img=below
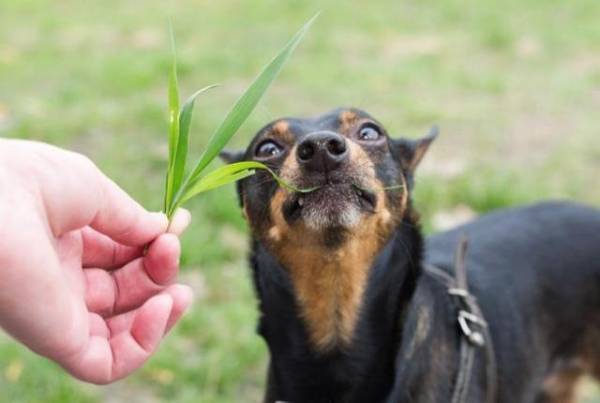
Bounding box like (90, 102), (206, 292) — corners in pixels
(178, 161), (320, 205)
(163, 13), (320, 219)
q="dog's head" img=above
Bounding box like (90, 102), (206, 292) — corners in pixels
(222, 107), (436, 248)
(222, 108), (436, 350)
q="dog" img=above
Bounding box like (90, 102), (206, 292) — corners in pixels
(220, 108), (600, 403)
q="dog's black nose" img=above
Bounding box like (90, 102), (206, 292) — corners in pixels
(296, 131), (348, 172)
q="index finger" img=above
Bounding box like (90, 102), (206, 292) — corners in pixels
(89, 170), (168, 245)
(23, 141), (168, 245)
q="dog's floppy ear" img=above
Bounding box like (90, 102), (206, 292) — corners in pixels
(219, 149), (245, 163)
(391, 125), (438, 172)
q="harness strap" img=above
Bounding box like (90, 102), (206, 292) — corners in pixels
(424, 236), (497, 403)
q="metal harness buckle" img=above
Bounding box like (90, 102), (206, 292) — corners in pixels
(449, 287), (487, 347)
(457, 310), (487, 347)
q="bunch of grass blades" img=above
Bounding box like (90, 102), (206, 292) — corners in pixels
(163, 15), (319, 219)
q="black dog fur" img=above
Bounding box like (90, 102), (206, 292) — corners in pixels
(222, 108), (600, 403)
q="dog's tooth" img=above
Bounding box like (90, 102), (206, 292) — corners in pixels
(298, 197), (304, 207)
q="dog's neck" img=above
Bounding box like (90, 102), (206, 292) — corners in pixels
(250, 214), (424, 402)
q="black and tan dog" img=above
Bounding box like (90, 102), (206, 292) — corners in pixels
(221, 108), (600, 403)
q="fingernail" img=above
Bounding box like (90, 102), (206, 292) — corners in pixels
(150, 212), (169, 230)
(174, 208), (192, 224)
(179, 285), (194, 311)
(181, 210), (192, 230)
(181, 208), (192, 223)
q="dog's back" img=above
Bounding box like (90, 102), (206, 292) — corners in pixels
(426, 201), (600, 402)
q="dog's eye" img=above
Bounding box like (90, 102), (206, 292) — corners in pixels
(255, 140), (283, 158)
(358, 125), (381, 141)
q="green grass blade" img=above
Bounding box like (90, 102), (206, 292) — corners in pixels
(172, 160), (319, 214)
(208, 161), (318, 193)
(184, 13), (319, 186)
(191, 161), (265, 183)
(176, 161), (263, 208)
(383, 184), (405, 191)
(171, 84), (219, 200)
(164, 24), (180, 213)
(179, 169), (256, 204)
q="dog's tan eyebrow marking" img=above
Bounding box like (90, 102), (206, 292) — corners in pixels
(338, 110), (359, 134)
(339, 110), (357, 123)
(270, 120), (294, 142)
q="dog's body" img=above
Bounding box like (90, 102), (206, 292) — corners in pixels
(223, 108), (600, 402)
(418, 202), (600, 403)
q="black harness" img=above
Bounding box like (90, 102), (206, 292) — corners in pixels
(424, 236), (497, 403)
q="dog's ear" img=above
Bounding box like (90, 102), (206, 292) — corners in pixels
(219, 149), (245, 164)
(391, 125), (438, 172)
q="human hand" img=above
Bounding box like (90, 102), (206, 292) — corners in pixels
(0, 139), (193, 384)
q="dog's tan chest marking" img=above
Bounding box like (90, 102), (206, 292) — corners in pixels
(282, 232), (377, 350)
(267, 184), (397, 352)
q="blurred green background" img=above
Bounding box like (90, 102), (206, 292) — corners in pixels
(1, 0), (599, 402)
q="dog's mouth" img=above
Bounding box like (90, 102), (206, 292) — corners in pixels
(282, 182), (377, 229)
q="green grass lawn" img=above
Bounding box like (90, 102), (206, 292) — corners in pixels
(1, 0), (599, 402)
